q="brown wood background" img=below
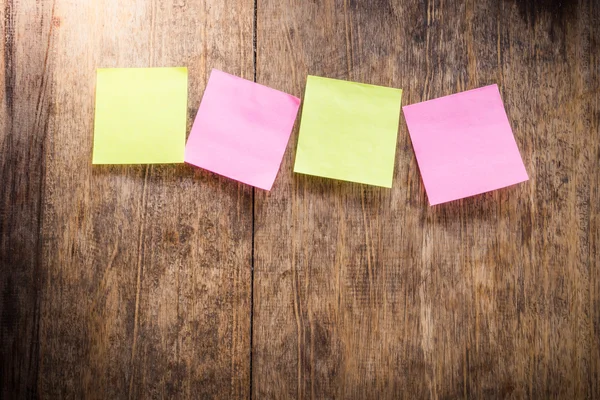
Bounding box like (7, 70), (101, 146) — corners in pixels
(1, 0), (599, 398)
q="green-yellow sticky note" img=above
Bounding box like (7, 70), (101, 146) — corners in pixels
(294, 76), (402, 187)
(92, 67), (187, 164)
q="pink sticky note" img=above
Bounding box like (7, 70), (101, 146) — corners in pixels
(403, 84), (528, 205)
(185, 69), (300, 190)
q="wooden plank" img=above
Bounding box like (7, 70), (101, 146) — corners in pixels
(35, 1), (253, 398)
(0, 0), (54, 397)
(253, 0), (600, 398)
(487, 1), (600, 398)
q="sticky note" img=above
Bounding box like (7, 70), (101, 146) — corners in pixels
(185, 69), (300, 190)
(293, 76), (402, 188)
(92, 67), (187, 164)
(403, 84), (528, 205)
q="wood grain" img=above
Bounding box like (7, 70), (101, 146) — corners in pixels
(1, 0), (599, 398)
(2, 0), (254, 398)
(253, 0), (600, 398)
(0, 0), (54, 397)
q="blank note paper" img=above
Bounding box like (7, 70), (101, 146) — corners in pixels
(293, 76), (403, 188)
(185, 69), (300, 190)
(92, 67), (187, 164)
(403, 84), (528, 206)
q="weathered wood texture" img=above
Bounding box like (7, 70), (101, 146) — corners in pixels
(2, 0), (253, 398)
(1, 0), (52, 397)
(1, 0), (599, 399)
(254, 0), (600, 399)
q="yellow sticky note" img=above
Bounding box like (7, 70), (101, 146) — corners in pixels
(294, 76), (402, 188)
(92, 68), (188, 164)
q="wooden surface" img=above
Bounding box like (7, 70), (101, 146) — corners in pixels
(1, 0), (599, 399)
(1, 1), (254, 398)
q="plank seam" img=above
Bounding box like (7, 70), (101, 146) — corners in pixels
(250, 1), (258, 399)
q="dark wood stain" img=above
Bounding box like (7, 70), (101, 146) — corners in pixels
(511, 0), (577, 25)
(0, 0), (44, 398)
(3, 0), (14, 114)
